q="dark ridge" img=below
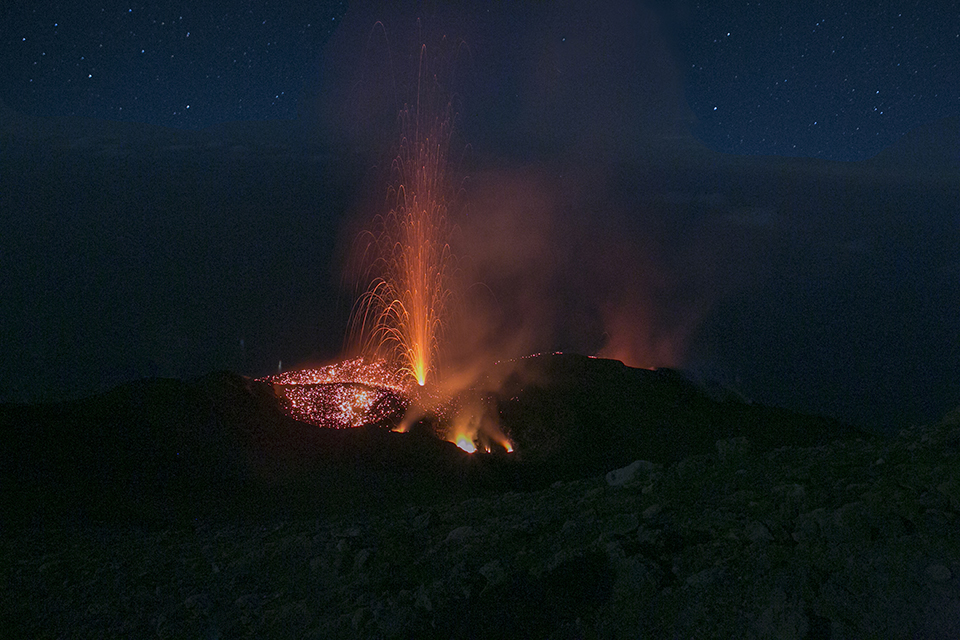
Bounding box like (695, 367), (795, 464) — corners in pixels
(0, 355), (864, 527)
(490, 353), (860, 479)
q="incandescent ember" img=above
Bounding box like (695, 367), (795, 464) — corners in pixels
(260, 358), (409, 430)
(259, 356), (515, 454)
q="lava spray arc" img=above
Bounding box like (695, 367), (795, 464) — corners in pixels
(348, 44), (458, 389)
(339, 35), (514, 456)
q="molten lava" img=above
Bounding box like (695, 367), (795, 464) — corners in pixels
(260, 357), (515, 454)
(349, 44), (456, 390)
(264, 43), (515, 454)
(454, 434), (477, 454)
(262, 358), (408, 429)
(445, 392), (515, 454)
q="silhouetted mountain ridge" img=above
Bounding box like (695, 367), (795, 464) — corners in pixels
(0, 354), (862, 526)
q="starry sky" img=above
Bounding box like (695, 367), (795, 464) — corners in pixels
(1, 1), (959, 428)
(679, 2), (960, 160)
(2, 1), (957, 162)
(1, 1), (347, 128)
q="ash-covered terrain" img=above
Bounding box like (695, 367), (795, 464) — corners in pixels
(2, 354), (959, 638)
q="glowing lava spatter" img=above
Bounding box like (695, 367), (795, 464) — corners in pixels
(455, 434), (477, 454)
(261, 42), (514, 455)
(262, 358), (409, 429)
(349, 46), (456, 389)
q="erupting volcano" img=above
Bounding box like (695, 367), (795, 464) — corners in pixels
(262, 42), (512, 454)
(348, 64), (456, 389)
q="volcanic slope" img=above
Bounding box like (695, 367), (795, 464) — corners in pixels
(0, 354), (858, 526)
(1, 374), (958, 637)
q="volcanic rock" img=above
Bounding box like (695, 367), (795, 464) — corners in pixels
(605, 459), (657, 486)
(2, 410), (958, 638)
(0, 371), (473, 525)
(489, 353), (856, 479)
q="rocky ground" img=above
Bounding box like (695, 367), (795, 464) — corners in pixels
(3, 409), (959, 638)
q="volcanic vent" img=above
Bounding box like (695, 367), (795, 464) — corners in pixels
(261, 358), (408, 430)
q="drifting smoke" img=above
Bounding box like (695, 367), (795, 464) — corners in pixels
(449, 163), (720, 373)
(312, 1), (743, 390)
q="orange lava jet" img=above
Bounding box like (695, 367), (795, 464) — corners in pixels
(446, 392), (515, 454)
(349, 45), (455, 390)
(265, 42), (514, 455)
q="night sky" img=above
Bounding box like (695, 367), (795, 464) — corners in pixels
(1, 1), (959, 430)
(680, 2), (960, 160)
(2, 1), (957, 161)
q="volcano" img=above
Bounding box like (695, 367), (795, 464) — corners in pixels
(4, 357), (958, 639)
(1, 353), (855, 526)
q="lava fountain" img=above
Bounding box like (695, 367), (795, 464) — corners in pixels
(262, 40), (513, 455)
(348, 46), (457, 389)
